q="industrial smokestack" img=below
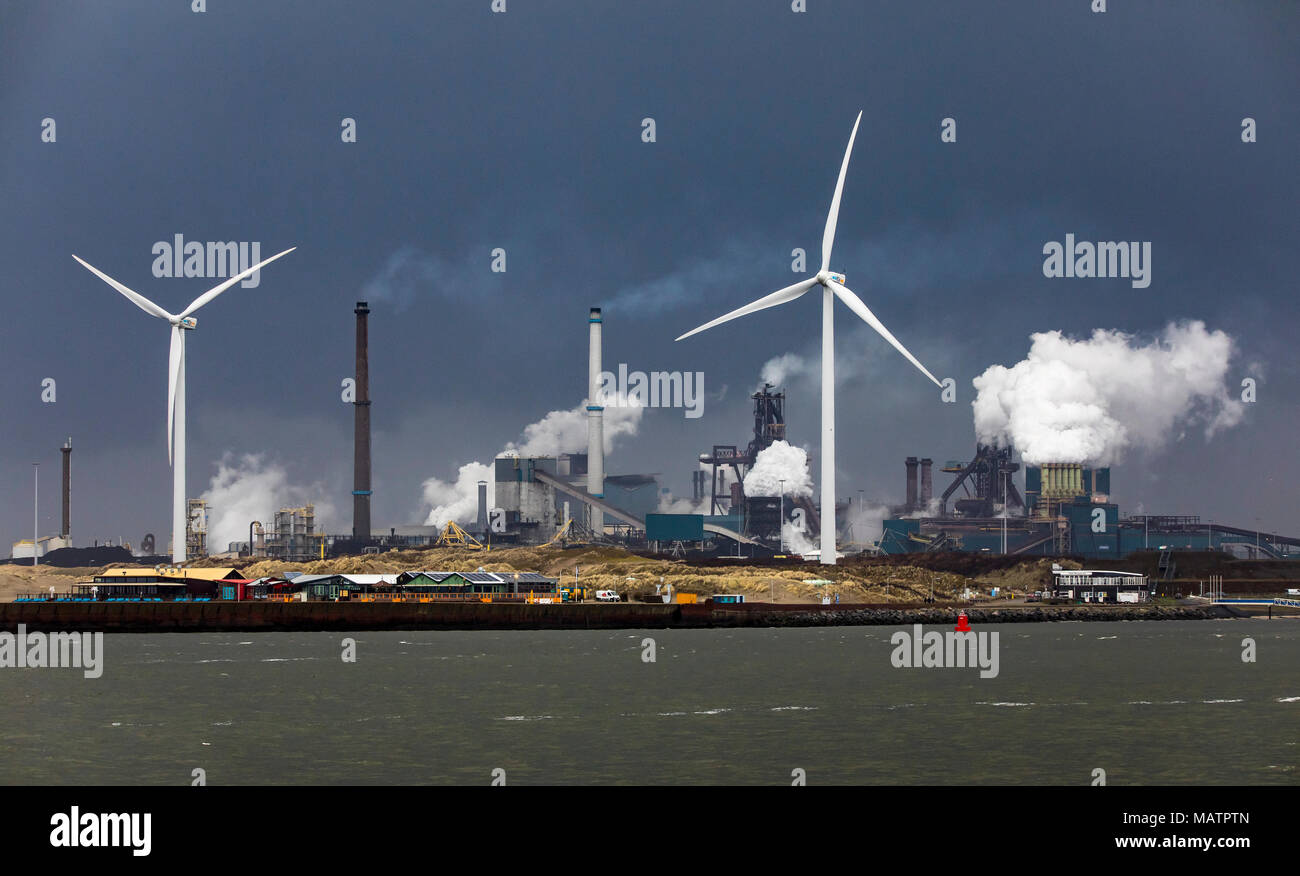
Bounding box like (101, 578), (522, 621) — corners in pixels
(60, 437), (71, 541)
(919, 458), (933, 509)
(353, 301), (372, 544)
(476, 480), (488, 535)
(905, 457), (918, 512)
(587, 307), (604, 536)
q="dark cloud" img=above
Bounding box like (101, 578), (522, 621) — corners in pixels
(2, 0), (1297, 548)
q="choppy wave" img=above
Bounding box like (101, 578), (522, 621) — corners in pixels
(108, 721), (166, 727)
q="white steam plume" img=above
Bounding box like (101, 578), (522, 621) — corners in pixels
(658, 460), (739, 514)
(782, 521), (818, 556)
(847, 500), (891, 547)
(362, 247), (479, 312)
(904, 498), (943, 520)
(201, 454), (337, 552)
(421, 462), (494, 529)
(657, 494), (712, 514)
(759, 353), (812, 389)
(972, 321), (1243, 466)
(503, 391), (643, 457)
(743, 440), (814, 498)
(421, 392), (644, 526)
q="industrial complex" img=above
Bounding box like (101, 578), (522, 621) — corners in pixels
(13, 299), (1300, 573)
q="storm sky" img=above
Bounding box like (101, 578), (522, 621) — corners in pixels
(2, 0), (1297, 550)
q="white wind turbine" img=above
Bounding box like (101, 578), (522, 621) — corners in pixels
(72, 247), (296, 563)
(676, 112), (939, 565)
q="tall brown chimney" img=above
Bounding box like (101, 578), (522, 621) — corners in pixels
(60, 438), (71, 540)
(353, 302), (372, 543)
(919, 458), (933, 509)
(905, 457), (918, 512)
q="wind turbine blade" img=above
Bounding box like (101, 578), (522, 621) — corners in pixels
(828, 279), (941, 387)
(820, 111), (863, 273)
(675, 277), (818, 342)
(179, 247), (296, 318)
(72, 255), (173, 320)
(167, 325), (182, 466)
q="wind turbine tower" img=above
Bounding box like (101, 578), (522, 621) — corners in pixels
(587, 307), (604, 537)
(73, 247), (296, 564)
(676, 112), (939, 565)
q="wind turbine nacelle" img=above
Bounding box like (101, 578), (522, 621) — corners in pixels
(828, 272), (846, 285)
(179, 316), (198, 330)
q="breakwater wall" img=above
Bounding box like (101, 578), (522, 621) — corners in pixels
(700, 603), (1236, 627)
(0, 601), (1233, 633)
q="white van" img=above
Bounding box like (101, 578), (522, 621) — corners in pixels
(595, 590), (620, 602)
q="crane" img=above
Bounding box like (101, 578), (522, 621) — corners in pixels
(435, 520), (487, 551)
(541, 518), (573, 548)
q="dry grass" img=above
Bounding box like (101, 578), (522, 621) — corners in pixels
(969, 556), (1082, 591)
(220, 545), (976, 604)
(5, 545), (1003, 604)
(0, 564), (98, 601)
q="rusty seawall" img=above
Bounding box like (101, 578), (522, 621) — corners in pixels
(0, 601), (1231, 633)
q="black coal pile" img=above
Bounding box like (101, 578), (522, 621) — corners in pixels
(37, 546), (135, 567)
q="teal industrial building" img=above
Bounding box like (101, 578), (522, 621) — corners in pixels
(645, 448), (1300, 561)
(879, 454), (1300, 559)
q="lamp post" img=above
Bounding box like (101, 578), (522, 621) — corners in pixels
(778, 479), (786, 554)
(1001, 471), (1008, 554)
(32, 463), (39, 567)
